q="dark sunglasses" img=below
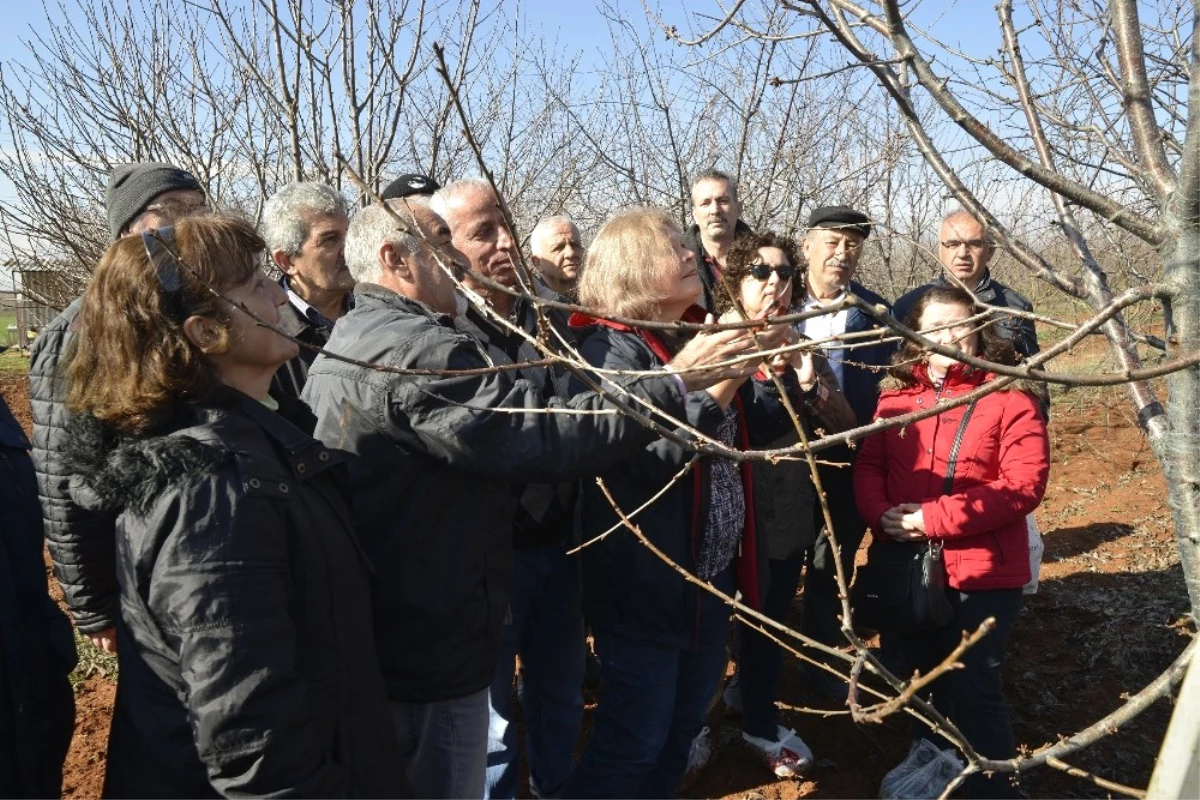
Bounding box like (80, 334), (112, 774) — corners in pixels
(747, 262), (795, 281)
(141, 226), (186, 320)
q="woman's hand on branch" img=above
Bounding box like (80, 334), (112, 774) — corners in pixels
(668, 314), (759, 391)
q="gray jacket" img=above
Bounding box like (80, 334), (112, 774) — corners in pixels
(302, 284), (688, 703)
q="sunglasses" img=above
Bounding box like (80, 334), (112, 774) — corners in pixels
(142, 226), (186, 321)
(747, 263), (795, 281)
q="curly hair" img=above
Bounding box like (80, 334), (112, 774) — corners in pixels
(68, 215), (265, 436)
(888, 284), (1019, 387)
(710, 230), (800, 316)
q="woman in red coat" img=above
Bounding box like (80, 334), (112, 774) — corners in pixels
(854, 285), (1049, 799)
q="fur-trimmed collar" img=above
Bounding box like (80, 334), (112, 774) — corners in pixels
(63, 410), (229, 517)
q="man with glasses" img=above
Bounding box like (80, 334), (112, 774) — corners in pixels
(794, 205), (895, 700)
(29, 162), (208, 657)
(893, 210), (1039, 359)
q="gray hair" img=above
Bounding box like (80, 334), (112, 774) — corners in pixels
(690, 168), (739, 202)
(530, 215), (580, 256)
(344, 198), (428, 285)
(261, 182), (349, 255)
(430, 178), (497, 227)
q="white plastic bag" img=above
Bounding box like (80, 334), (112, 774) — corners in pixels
(1023, 515), (1044, 595)
(880, 738), (964, 800)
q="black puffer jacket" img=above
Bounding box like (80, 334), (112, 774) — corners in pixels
(571, 319), (800, 649)
(28, 298), (120, 634)
(0, 397), (76, 798)
(302, 284), (689, 703)
(65, 393), (400, 798)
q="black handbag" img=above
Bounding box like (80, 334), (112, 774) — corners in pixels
(851, 400), (977, 634)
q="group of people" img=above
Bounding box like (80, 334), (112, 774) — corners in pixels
(0, 161), (1049, 800)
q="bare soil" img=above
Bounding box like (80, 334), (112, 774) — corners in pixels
(1, 372), (1189, 800)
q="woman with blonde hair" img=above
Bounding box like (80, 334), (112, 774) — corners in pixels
(562, 209), (813, 798)
(64, 216), (401, 797)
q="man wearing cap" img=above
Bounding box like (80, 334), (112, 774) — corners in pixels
(381, 172), (441, 201)
(893, 209), (1039, 360)
(683, 169), (753, 310)
(795, 205), (894, 699)
(28, 162), (208, 655)
(260, 182), (353, 400)
(529, 215), (583, 298)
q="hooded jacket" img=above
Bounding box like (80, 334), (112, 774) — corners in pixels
(65, 394), (400, 798)
(302, 284), (690, 703)
(569, 311), (802, 648)
(853, 364), (1050, 591)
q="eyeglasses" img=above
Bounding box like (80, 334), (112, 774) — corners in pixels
(144, 200), (211, 218)
(939, 239), (992, 251)
(747, 263), (796, 281)
(141, 226), (186, 321)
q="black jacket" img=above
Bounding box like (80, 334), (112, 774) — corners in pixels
(571, 321), (798, 649)
(682, 220), (754, 311)
(65, 394), (400, 798)
(893, 272), (1039, 360)
(454, 289), (578, 550)
(28, 298), (120, 634)
(302, 284), (690, 703)
(0, 397), (76, 798)
(269, 299), (333, 402)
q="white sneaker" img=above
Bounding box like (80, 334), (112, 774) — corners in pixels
(742, 725), (814, 778)
(679, 725), (712, 789)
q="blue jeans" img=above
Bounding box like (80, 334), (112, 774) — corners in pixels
(485, 547), (586, 799)
(391, 687), (489, 799)
(564, 568), (734, 799)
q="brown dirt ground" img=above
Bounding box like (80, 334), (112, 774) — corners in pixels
(1, 370), (1190, 799)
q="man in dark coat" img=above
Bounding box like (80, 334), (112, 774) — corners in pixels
(795, 205), (895, 697)
(28, 161), (207, 654)
(893, 210), (1039, 359)
(682, 169), (753, 310)
(0, 395), (76, 798)
(303, 198), (759, 800)
(261, 181), (353, 400)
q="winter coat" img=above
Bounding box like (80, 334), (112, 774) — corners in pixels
(0, 397), (76, 798)
(853, 364), (1050, 591)
(455, 289), (578, 550)
(569, 312), (802, 649)
(302, 284), (690, 703)
(838, 281), (895, 428)
(65, 393), (401, 798)
(28, 297), (120, 634)
(893, 273), (1039, 360)
(753, 356), (857, 561)
(269, 296), (333, 402)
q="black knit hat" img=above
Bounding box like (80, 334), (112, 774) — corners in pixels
(380, 173), (441, 201)
(806, 205), (872, 238)
(105, 163), (204, 239)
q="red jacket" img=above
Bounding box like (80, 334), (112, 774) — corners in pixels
(853, 365), (1050, 591)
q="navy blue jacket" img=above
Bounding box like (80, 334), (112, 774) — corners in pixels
(840, 281), (896, 427)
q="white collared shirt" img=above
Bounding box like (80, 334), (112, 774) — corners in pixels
(798, 290), (851, 391)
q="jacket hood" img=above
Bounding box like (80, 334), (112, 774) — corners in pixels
(63, 409), (229, 517)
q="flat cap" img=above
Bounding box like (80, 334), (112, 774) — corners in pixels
(381, 173), (441, 201)
(806, 205), (872, 238)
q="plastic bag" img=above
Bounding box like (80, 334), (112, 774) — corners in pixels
(1023, 515), (1044, 595)
(880, 738), (964, 800)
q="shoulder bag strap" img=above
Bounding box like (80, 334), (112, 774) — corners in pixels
(942, 399), (978, 495)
